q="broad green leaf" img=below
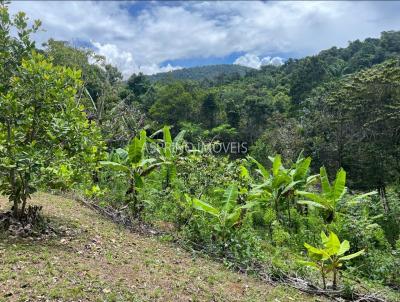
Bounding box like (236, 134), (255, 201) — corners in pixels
(297, 200), (327, 209)
(339, 249), (365, 261)
(134, 172), (144, 188)
(222, 184), (238, 211)
(304, 243), (325, 255)
(324, 232), (341, 254)
(248, 156), (269, 179)
(272, 155), (282, 176)
(99, 161), (130, 173)
(240, 165), (249, 179)
(128, 134), (145, 164)
(337, 240), (350, 256)
(115, 148), (128, 160)
(296, 191), (327, 206)
(184, 194), (193, 206)
(168, 165), (177, 183)
(272, 172), (290, 189)
(249, 186), (272, 199)
(141, 162), (163, 177)
(252, 182), (271, 191)
(139, 158), (157, 166)
(306, 174), (319, 186)
(163, 126), (172, 144)
(295, 150), (305, 163)
(332, 168), (346, 201)
(320, 231), (329, 244)
(163, 126), (172, 158)
(282, 180), (302, 195)
(320, 167), (331, 195)
(173, 130), (186, 145)
(192, 198), (219, 217)
(149, 127), (163, 138)
(239, 201), (259, 209)
(293, 157), (311, 180)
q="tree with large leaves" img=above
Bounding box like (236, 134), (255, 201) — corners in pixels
(0, 3), (103, 220)
(0, 52), (102, 219)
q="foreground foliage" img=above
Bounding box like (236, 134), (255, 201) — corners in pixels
(0, 3), (399, 301)
(1, 193), (323, 302)
(301, 231), (364, 290)
(0, 4), (102, 219)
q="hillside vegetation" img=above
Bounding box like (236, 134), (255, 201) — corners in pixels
(0, 193), (324, 301)
(0, 3), (399, 301)
(147, 64), (254, 83)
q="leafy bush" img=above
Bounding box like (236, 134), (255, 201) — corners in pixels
(358, 249), (400, 285)
(300, 231), (364, 289)
(0, 52), (103, 219)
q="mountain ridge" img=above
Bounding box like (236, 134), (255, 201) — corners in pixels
(147, 64), (255, 83)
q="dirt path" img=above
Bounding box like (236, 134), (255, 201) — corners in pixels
(0, 193), (326, 302)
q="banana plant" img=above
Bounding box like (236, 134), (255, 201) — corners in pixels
(248, 154), (315, 223)
(154, 126), (186, 189)
(100, 130), (163, 216)
(300, 231), (364, 289)
(189, 184), (256, 242)
(296, 167), (376, 224)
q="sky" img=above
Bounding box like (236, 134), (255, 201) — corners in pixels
(9, 1), (400, 78)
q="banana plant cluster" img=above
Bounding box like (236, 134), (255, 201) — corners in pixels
(188, 184), (256, 243)
(248, 154), (316, 224)
(300, 231), (364, 289)
(152, 126), (186, 189)
(296, 167), (376, 224)
(100, 130), (163, 216)
(297, 167), (346, 224)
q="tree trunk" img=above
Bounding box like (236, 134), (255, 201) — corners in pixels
(321, 271), (326, 290)
(12, 193), (19, 218)
(126, 177), (143, 218)
(274, 198), (279, 221)
(20, 195), (28, 219)
(7, 120), (18, 218)
(332, 269), (338, 290)
(378, 184), (390, 213)
(125, 177), (136, 200)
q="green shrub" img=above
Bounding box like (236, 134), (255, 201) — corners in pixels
(300, 231), (364, 289)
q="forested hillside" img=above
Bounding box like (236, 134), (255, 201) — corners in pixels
(0, 3), (399, 301)
(148, 64), (254, 83)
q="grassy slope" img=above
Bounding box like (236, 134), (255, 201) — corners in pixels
(0, 193), (326, 302)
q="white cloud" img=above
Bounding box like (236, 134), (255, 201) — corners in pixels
(8, 1), (400, 77)
(268, 57), (284, 66)
(234, 54), (284, 69)
(91, 42), (133, 77)
(92, 41), (181, 77)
